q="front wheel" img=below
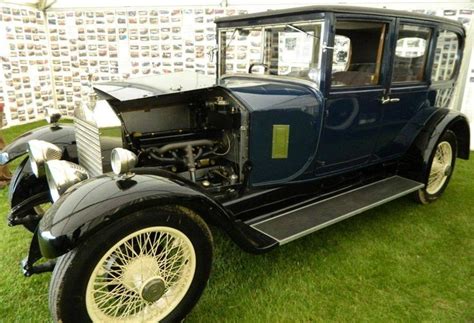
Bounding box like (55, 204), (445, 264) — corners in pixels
(414, 130), (457, 204)
(49, 206), (213, 322)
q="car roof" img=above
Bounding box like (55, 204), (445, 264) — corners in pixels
(215, 5), (463, 30)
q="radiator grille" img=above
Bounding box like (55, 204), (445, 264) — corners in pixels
(74, 118), (103, 177)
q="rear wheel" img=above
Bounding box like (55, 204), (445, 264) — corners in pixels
(49, 206), (213, 322)
(414, 130), (457, 204)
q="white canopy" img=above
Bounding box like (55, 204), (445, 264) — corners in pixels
(4, 0), (472, 10)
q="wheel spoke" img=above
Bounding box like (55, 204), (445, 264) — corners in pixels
(86, 226), (197, 322)
(426, 141), (452, 195)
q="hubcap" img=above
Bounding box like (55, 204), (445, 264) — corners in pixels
(141, 277), (166, 303)
(426, 141), (452, 195)
(85, 226), (196, 322)
(121, 255), (160, 292)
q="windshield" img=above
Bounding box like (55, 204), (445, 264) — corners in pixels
(218, 21), (324, 85)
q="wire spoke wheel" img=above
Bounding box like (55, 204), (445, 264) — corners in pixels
(50, 207), (212, 322)
(426, 141), (452, 195)
(414, 130), (457, 205)
(85, 226), (196, 322)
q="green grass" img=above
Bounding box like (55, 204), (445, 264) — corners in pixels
(0, 122), (473, 322)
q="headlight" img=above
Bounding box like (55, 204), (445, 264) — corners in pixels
(45, 160), (89, 202)
(0, 152), (9, 165)
(27, 140), (62, 177)
(111, 148), (137, 175)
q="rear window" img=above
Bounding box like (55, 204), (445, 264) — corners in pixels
(392, 25), (432, 83)
(432, 30), (460, 82)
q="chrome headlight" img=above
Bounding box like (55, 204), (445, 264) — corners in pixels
(27, 140), (63, 177)
(45, 160), (89, 202)
(0, 152), (9, 165)
(111, 148), (138, 175)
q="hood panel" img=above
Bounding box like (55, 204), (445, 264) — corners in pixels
(93, 71), (215, 102)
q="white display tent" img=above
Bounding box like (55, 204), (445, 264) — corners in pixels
(1, 0), (473, 146)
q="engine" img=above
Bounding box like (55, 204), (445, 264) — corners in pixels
(104, 86), (248, 195)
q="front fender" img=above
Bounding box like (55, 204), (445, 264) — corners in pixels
(1, 123), (77, 164)
(7, 123), (78, 222)
(8, 156), (49, 207)
(38, 173), (278, 259)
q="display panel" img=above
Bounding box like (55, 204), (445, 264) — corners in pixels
(0, 4), (472, 127)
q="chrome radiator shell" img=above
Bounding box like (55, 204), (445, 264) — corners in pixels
(73, 100), (123, 177)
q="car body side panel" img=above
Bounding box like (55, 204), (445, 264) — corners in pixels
(224, 78), (323, 186)
(374, 87), (431, 160)
(37, 173), (278, 259)
(315, 89), (384, 174)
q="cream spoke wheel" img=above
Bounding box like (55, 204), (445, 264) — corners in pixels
(85, 226), (196, 322)
(426, 141), (452, 195)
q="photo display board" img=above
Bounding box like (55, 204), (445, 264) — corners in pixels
(0, 5), (53, 126)
(0, 4), (472, 127)
(46, 7), (246, 118)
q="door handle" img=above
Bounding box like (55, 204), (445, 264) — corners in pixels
(380, 96), (400, 104)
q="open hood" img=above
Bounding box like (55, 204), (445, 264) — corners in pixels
(93, 71), (216, 102)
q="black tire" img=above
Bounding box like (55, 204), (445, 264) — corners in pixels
(414, 130), (457, 204)
(49, 206), (213, 323)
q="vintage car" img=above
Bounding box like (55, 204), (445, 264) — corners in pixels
(0, 5), (470, 322)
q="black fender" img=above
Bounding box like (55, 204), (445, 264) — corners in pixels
(400, 108), (470, 183)
(1, 123), (77, 164)
(7, 157), (50, 223)
(37, 172), (277, 259)
(6, 124), (77, 225)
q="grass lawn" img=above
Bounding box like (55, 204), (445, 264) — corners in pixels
(0, 121), (473, 322)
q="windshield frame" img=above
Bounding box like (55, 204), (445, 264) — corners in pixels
(217, 19), (326, 85)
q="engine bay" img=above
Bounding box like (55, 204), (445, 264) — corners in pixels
(111, 87), (248, 196)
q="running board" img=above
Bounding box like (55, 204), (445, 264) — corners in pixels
(249, 176), (424, 245)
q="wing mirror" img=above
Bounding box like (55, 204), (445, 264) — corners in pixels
(248, 63), (268, 75)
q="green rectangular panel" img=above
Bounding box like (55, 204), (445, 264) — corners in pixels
(272, 124), (290, 159)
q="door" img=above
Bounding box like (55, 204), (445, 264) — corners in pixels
(373, 21), (434, 160)
(315, 18), (393, 174)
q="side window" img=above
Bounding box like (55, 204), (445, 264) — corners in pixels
(432, 30), (460, 82)
(392, 25), (431, 83)
(331, 21), (387, 88)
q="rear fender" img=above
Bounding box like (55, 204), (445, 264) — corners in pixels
(38, 172), (277, 259)
(400, 109), (470, 182)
